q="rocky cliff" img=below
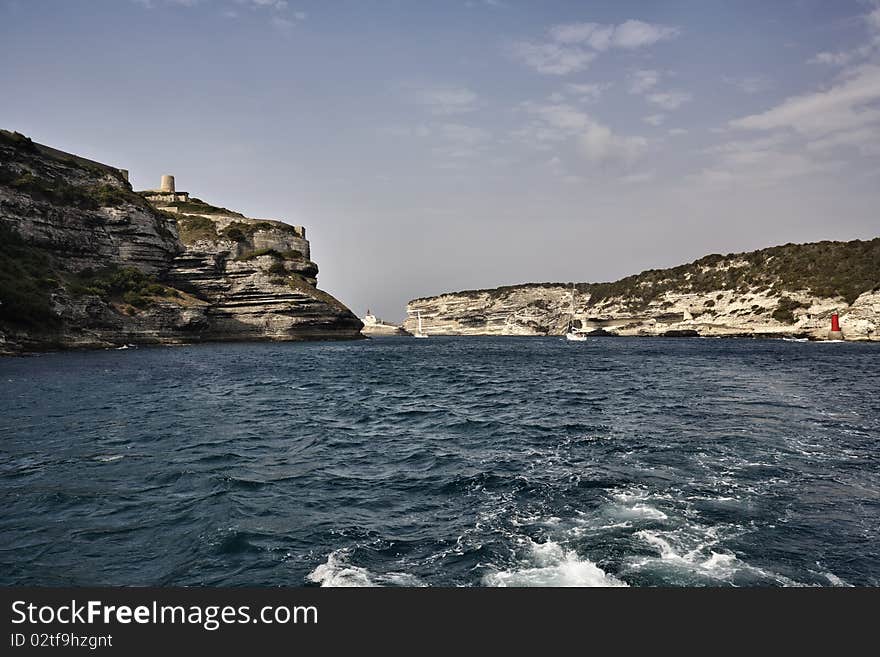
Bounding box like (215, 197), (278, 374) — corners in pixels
(160, 201), (361, 342)
(405, 239), (880, 341)
(0, 130), (361, 353)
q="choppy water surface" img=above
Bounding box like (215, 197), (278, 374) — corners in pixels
(1, 337), (879, 587)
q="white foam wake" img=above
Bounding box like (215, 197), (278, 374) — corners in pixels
(631, 529), (796, 585)
(307, 549), (426, 587)
(94, 454), (125, 463)
(307, 550), (375, 587)
(483, 540), (627, 587)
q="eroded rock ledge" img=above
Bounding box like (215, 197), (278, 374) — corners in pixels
(0, 130), (362, 353)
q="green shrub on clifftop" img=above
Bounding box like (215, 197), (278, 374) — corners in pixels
(772, 296), (809, 324)
(176, 215), (217, 244)
(0, 166), (143, 210)
(67, 266), (175, 309)
(0, 130), (36, 151)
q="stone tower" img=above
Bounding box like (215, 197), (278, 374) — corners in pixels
(160, 175), (175, 193)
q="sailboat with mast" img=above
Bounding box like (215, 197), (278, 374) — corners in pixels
(565, 284), (588, 342)
(414, 310), (429, 338)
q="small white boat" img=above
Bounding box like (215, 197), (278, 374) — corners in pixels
(564, 284), (589, 342)
(414, 310), (429, 338)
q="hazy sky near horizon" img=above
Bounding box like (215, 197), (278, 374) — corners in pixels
(2, 0), (880, 321)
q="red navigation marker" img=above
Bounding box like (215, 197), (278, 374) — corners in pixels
(831, 313), (841, 332)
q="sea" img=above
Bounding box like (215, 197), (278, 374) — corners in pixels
(1, 336), (878, 587)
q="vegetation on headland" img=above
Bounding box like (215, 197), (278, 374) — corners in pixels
(772, 296), (810, 324)
(176, 215), (218, 243)
(0, 223), (179, 330)
(0, 166), (144, 210)
(1, 130), (149, 210)
(0, 130), (36, 151)
(67, 266), (179, 309)
(221, 220), (302, 240)
(175, 215), (305, 246)
(141, 196), (304, 242)
(0, 223), (59, 328)
(414, 238), (880, 308)
(144, 197), (246, 218)
(0, 131), (186, 329)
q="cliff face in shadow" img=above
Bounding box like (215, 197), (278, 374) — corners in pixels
(0, 130), (361, 354)
(405, 239), (880, 341)
(163, 208), (362, 342)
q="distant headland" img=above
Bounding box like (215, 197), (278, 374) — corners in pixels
(405, 239), (880, 341)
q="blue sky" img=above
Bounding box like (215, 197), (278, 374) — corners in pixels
(2, 0), (879, 320)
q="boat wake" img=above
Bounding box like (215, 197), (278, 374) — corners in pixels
(307, 549), (425, 587)
(482, 539), (626, 587)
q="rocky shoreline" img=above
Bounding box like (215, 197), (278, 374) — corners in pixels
(404, 240), (880, 342)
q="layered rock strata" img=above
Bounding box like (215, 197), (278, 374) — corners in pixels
(405, 240), (880, 341)
(0, 130), (361, 353)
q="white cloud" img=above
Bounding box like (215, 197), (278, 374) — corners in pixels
(271, 15), (295, 30)
(133, 0), (198, 6)
(510, 42), (596, 75)
(549, 20), (679, 50)
(513, 19), (679, 75)
(270, 10), (306, 32)
(439, 123), (489, 145)
(136, 0), (291, 7)
(407, 84), (480, 115)
(707, 133), (789, 155)
(549, 23), (615, 49)
(524, 103), (591, 133)
(806, 125), (880, 155)
(667, 128), (688, 136)
(564, 82), (606, 103)
(612, 20), (680, 49)
(465, 0), (507, 7)
(629, 69), (660, 94)
(517, 102), (647, 166)
(246, 0), (288, 9)
(691, 149), (839, 187)
(578, 122), (647, 165)
(646, 91), (692, 110)
(693, 132), (846, 188)
(870, 4), (880, 32)
(729, 64), (880, 137)
(431, 123), (491, 160)
(629, 70), (691, 113)
(643, 113), (666, 126)
(387, 120), (490, 165)
(808, 3), (880, 66)
(810, 50), (864, 67)
(135, 0), (304, 22)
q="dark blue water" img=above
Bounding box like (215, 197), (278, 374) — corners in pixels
(2, 337), (879, 587)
